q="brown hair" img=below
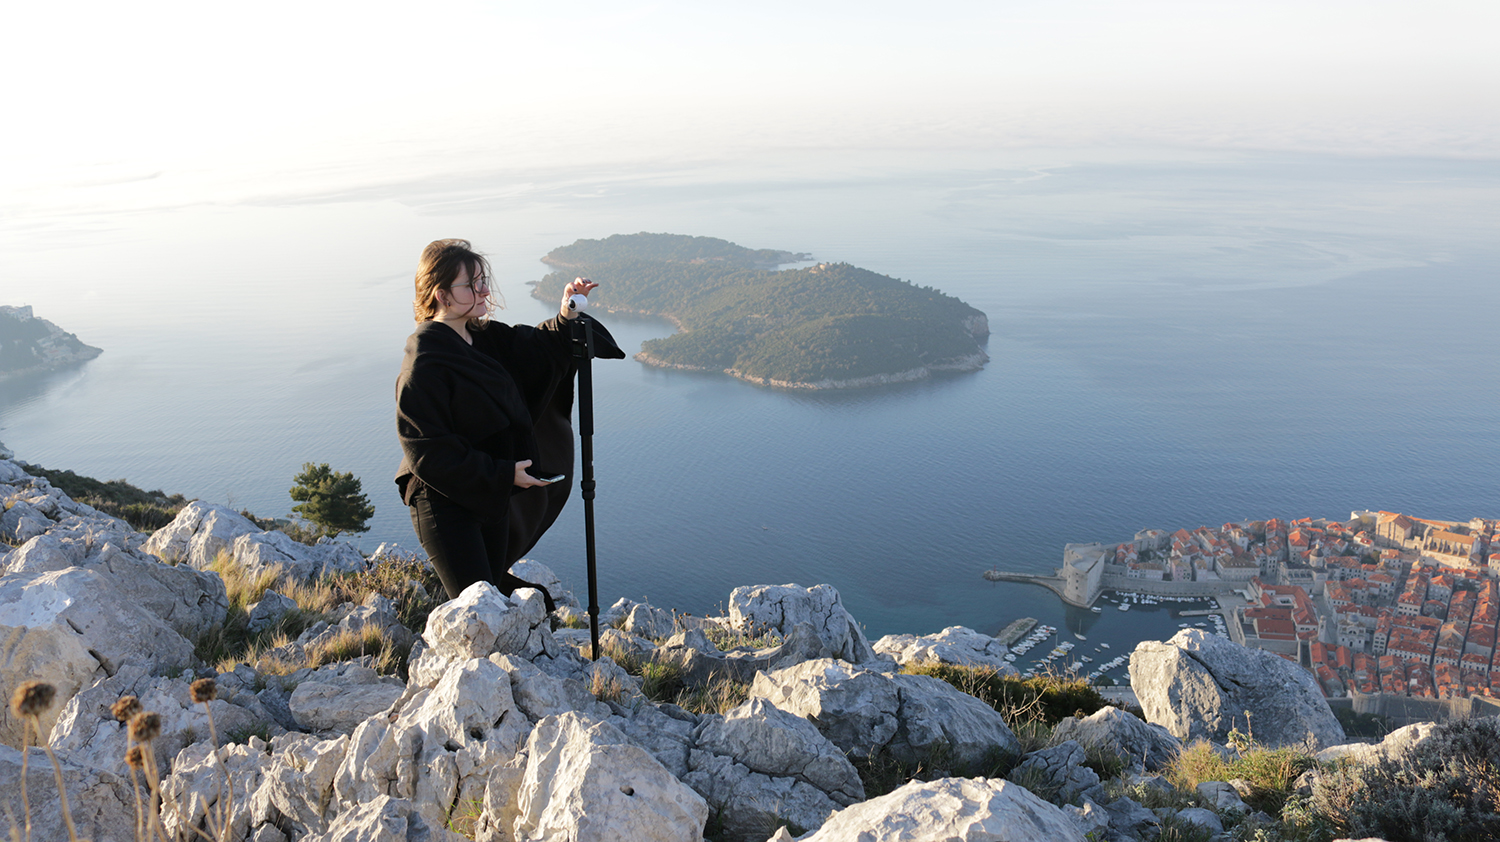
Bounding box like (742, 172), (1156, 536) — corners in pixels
(413, 239), (501, 326)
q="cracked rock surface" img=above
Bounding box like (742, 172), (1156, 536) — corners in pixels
(1129, 629), (1344, 749)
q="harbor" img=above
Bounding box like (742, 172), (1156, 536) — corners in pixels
(992, 587), (1240, 684)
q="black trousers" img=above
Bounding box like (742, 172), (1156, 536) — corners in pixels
(408, 484), (555, 611)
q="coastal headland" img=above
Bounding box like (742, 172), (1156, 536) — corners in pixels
(529, 232), (990, 389)
(0, 305), (101, 380)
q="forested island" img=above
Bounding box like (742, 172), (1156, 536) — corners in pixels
(531, 233), (990, 389)
(0, 305), (101, 379)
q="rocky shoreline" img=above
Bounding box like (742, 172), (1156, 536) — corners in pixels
(0, 305), (102, 380)
(0, 457), (1480, 841)
(632, 350), (990, 390)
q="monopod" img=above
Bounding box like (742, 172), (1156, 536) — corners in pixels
(569, 309), (603, 661)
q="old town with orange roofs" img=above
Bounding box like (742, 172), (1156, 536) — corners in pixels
(1083, 510), (1500, 703)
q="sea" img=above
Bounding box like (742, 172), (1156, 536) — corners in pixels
(3, 148), (1498, 672)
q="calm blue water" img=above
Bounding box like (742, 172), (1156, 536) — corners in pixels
(3, 150), (1498, 645)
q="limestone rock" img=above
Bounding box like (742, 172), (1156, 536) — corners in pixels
(885, 672), (1022, 768)
(513, 711), (709, 842)
(144, 501), (260, 567)
(413, 582), (556, 686)
(510, 558), (579, 608)
(1317, 721), (1441, 765)
(297, 593), (415, 654)
(232, 530), (369, 581)
(1197, 780), (1250, 816)
(682, 749), (844, 842)
(1051, 705), (1182, 773)
(606, 702), (699, 779)
(0, 745), (137, 842)
(288, 662), (406, 734)
(749, 658), (899, 758)
(1005, 740), (1101, 804)
(797, 777), (1086, 841)
(0, 567), (194, 675)
(0, 621), (100, 746)
(254, 731), (351, 838)
(161, 738), (274, 842)
(1129, 629), (1344, 749)
(248, 590), (298, 634)
(1103, 795), (1161, 840)
(1174, 806), (1225, 834)
(304, 794), (467, 842)
(728, 583), (877, 663)
(872, 625), (1017, 673)
(696, 698), (864, 804)
(750, 659), (1020, 769)
(49, 665), (268, 777)
(654, 622), (837, 688)
(492, 653), (614, 723)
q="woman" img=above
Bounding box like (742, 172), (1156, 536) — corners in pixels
(394, 239), (623, 606)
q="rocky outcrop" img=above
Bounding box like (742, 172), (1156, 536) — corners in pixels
(1051, 705), (1182, 773)
(728, 583), (877, 664)
(789, 777), (1086, 841)
(1130, 628), (1345, 749)
(143, 501), (260, 567)
(749, 658), (1021, 769)
(872, 625), (1017, 672)
(514, 712), (709, 842)
(0, 745), (135, 842)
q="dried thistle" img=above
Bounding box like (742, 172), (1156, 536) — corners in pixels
(125, 744), (146, 769)
(111, 695), (143, 722)
(128, 711), (162, 742)
(189, 678), (217, 704)
(10, 681), (55, 718)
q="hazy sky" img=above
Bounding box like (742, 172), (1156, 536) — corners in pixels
(4, 0), (1497, 216)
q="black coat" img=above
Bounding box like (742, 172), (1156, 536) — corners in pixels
(394, 315), (623, 562)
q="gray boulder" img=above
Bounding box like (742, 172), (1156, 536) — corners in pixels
(1103, 795), (1161, 840)
(1129, 629), (1344, 749)
(796, 777), (1086, 841)
(0, 620), (100, 747)
(143, 501), (260, 567)
(0, 744), (137, 842)
(1197, 780), (1250, 816)
(49, 665), (269, 777)
(303, 794), (466, 842)
(161, 737), (275, 842)
(1005, 740), (1101, 804)
(513, 711), (709, 842)
(728, 583), (877, 664)
(695, 698), (864, 804)
(872, 625), (1017, 673)
(1051, 705), (1182, 773)
(248, 590), (298, 634)
(288, 662), (406, 734)
(231, 531), (369, 581)
(0, 567), (195, 674)
(410, 582), (558, 687)
(750, 658), (1020, 769)
(1317, 721), (1441, 765)
(1174, 806), (1225, 834)
(653, 622), (836, 687)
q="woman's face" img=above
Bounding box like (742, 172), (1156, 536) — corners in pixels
(440, 263), (489, 320)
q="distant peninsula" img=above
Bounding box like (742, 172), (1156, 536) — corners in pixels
(530, 233), (990, 389)
(0, 305), (102, 380)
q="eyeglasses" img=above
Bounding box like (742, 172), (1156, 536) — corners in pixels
(452, 278), (490, 296)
